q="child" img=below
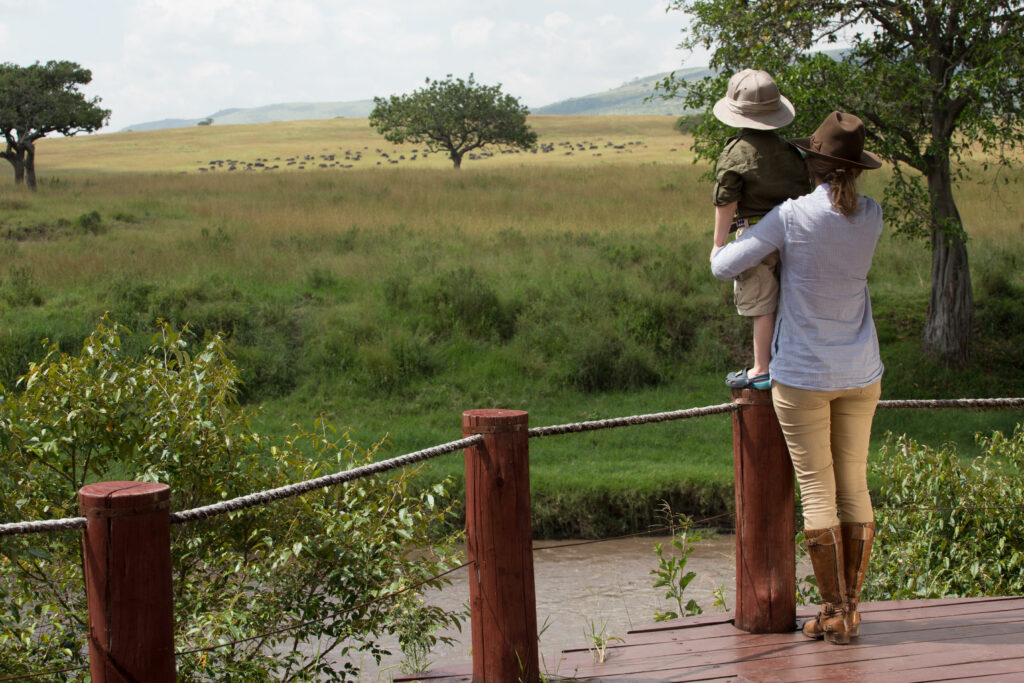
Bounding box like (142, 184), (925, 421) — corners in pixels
(711, 69), (810, 390)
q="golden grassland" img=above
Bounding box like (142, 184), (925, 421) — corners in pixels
(11, 117), (703, 292)
(14, 114), (1022, 301)
(37, 115), (694, 174)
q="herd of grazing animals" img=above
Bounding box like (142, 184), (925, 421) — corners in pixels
(193, 139), (669, 173)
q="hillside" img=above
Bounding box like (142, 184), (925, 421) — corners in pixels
(122, 101), (376, 132)
(534, 67), (712, 115)
(119, 67), (712, 132)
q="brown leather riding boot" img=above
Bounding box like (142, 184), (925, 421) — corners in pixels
(801, 526), (851, 645)
(842, 521), (875, 638)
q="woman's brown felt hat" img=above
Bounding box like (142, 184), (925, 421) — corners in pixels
(791, 111), (882, 169)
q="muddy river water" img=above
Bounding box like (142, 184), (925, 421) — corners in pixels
(350, 533), (739, 681)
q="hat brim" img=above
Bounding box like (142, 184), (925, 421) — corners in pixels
(712, 95), (796, 130)
(791, 137), (883, 170)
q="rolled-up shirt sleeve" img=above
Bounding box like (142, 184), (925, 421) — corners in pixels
(710, 204), (786, 280)
(714, 169), (744, 206)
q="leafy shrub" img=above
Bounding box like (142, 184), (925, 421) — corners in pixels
(865, 429), (1024, 600)
(562, 326), (661, 392)
(674, 114), (703, 135)
(148, 282), (300, 402)
(424, 267), (518, 342)
(200, 224), (232, 248)
(75, 210), (104, 235)
(358, 327), (438, 392)
(2, 264), (43, 307)
(651, 505), (704, 620)
(0, 317), (463, 681)
(305, 267), (340, 291)
(111, 210), (139, 223)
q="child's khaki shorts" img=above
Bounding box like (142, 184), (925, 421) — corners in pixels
(734, 249), (779, 317)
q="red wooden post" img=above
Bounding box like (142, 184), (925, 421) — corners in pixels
(463, 409), (539, 683)
(79, 481), (176, 682)
(731, 388), (796, 633)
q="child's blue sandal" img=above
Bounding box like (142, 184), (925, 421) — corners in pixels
(725, 368), (771, 390)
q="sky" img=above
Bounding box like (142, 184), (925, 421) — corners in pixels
(0, 0), (709, 133)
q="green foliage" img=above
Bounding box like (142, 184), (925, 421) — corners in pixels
(358, 327), (438, 392)
(424, 266), (518, 342)
(563, 325), (661, 393)
(673, 114), (703, 135)
(865, 429), (1024, 600)
(74, 209), (104, 235)
(0, 60), (110, 189)
(0, 317), (463, 681)
(2, 264), (43, 306)
(369, 74), (538, 169)
(582, 617), (624, 664)
(650, 505), (704, 621)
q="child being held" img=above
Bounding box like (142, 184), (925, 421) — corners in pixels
(711, 69), (811, 389)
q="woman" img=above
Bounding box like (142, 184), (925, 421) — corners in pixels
(710, 111), (884, 645)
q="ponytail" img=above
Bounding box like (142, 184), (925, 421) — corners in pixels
(807, 157), (862, 217)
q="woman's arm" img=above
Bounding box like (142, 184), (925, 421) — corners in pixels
(710, 208), (784, 280)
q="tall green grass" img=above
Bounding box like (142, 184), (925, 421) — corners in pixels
(2, 118), (1023, 536)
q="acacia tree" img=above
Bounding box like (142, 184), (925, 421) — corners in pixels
(658, 0), (1024, 366)
(0, 61), (109, 190)
(370, 74), (537, 169)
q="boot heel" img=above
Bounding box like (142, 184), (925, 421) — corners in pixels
(825, 629), (851, 645)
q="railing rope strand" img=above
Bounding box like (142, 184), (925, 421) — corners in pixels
(528, 402), (737, 438)
(170, 434), (484, 524)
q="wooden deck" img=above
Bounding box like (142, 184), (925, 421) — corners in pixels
(399, 596), (1024, 682)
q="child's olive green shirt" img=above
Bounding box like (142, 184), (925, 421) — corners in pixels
(713, 129), (811, 222)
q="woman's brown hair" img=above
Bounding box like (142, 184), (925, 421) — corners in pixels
(808, 156), (862, 217)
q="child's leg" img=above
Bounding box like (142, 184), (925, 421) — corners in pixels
(751, 312), (775, 377)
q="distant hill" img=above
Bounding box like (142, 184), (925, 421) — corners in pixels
(120, 101), (376, 132)
(119, 67), (713, 132)
(534, 67), (713, 116)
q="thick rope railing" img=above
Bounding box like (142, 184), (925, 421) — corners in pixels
(169, 434), (483, 525)
(2, 396), (1022, 538)
(877, 397), (1024, 410)
(0, 516), (86, 537)
(527, 402), (736, 438)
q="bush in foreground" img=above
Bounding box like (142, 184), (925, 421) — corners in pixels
(865, 428), (1024, 600)
(0, 317), (463, 681)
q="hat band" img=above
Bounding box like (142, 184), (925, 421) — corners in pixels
(727, 96), (781, 116)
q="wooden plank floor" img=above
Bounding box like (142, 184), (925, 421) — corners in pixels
(399, 596), (1024, 682)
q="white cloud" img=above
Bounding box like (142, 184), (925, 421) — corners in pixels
(451, 17), (496, 48)
(542, 11), (572, 32)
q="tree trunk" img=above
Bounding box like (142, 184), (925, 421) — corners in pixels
(3, 154), (26, 185)
(451, 150), (463, 169)
(922, 162), (973, 366)
(25, 144), (36, 191)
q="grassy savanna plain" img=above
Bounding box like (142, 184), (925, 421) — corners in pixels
(3, 115), (1023, 537)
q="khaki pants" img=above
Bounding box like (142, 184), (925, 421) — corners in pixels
(771, 381), (882, 529)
